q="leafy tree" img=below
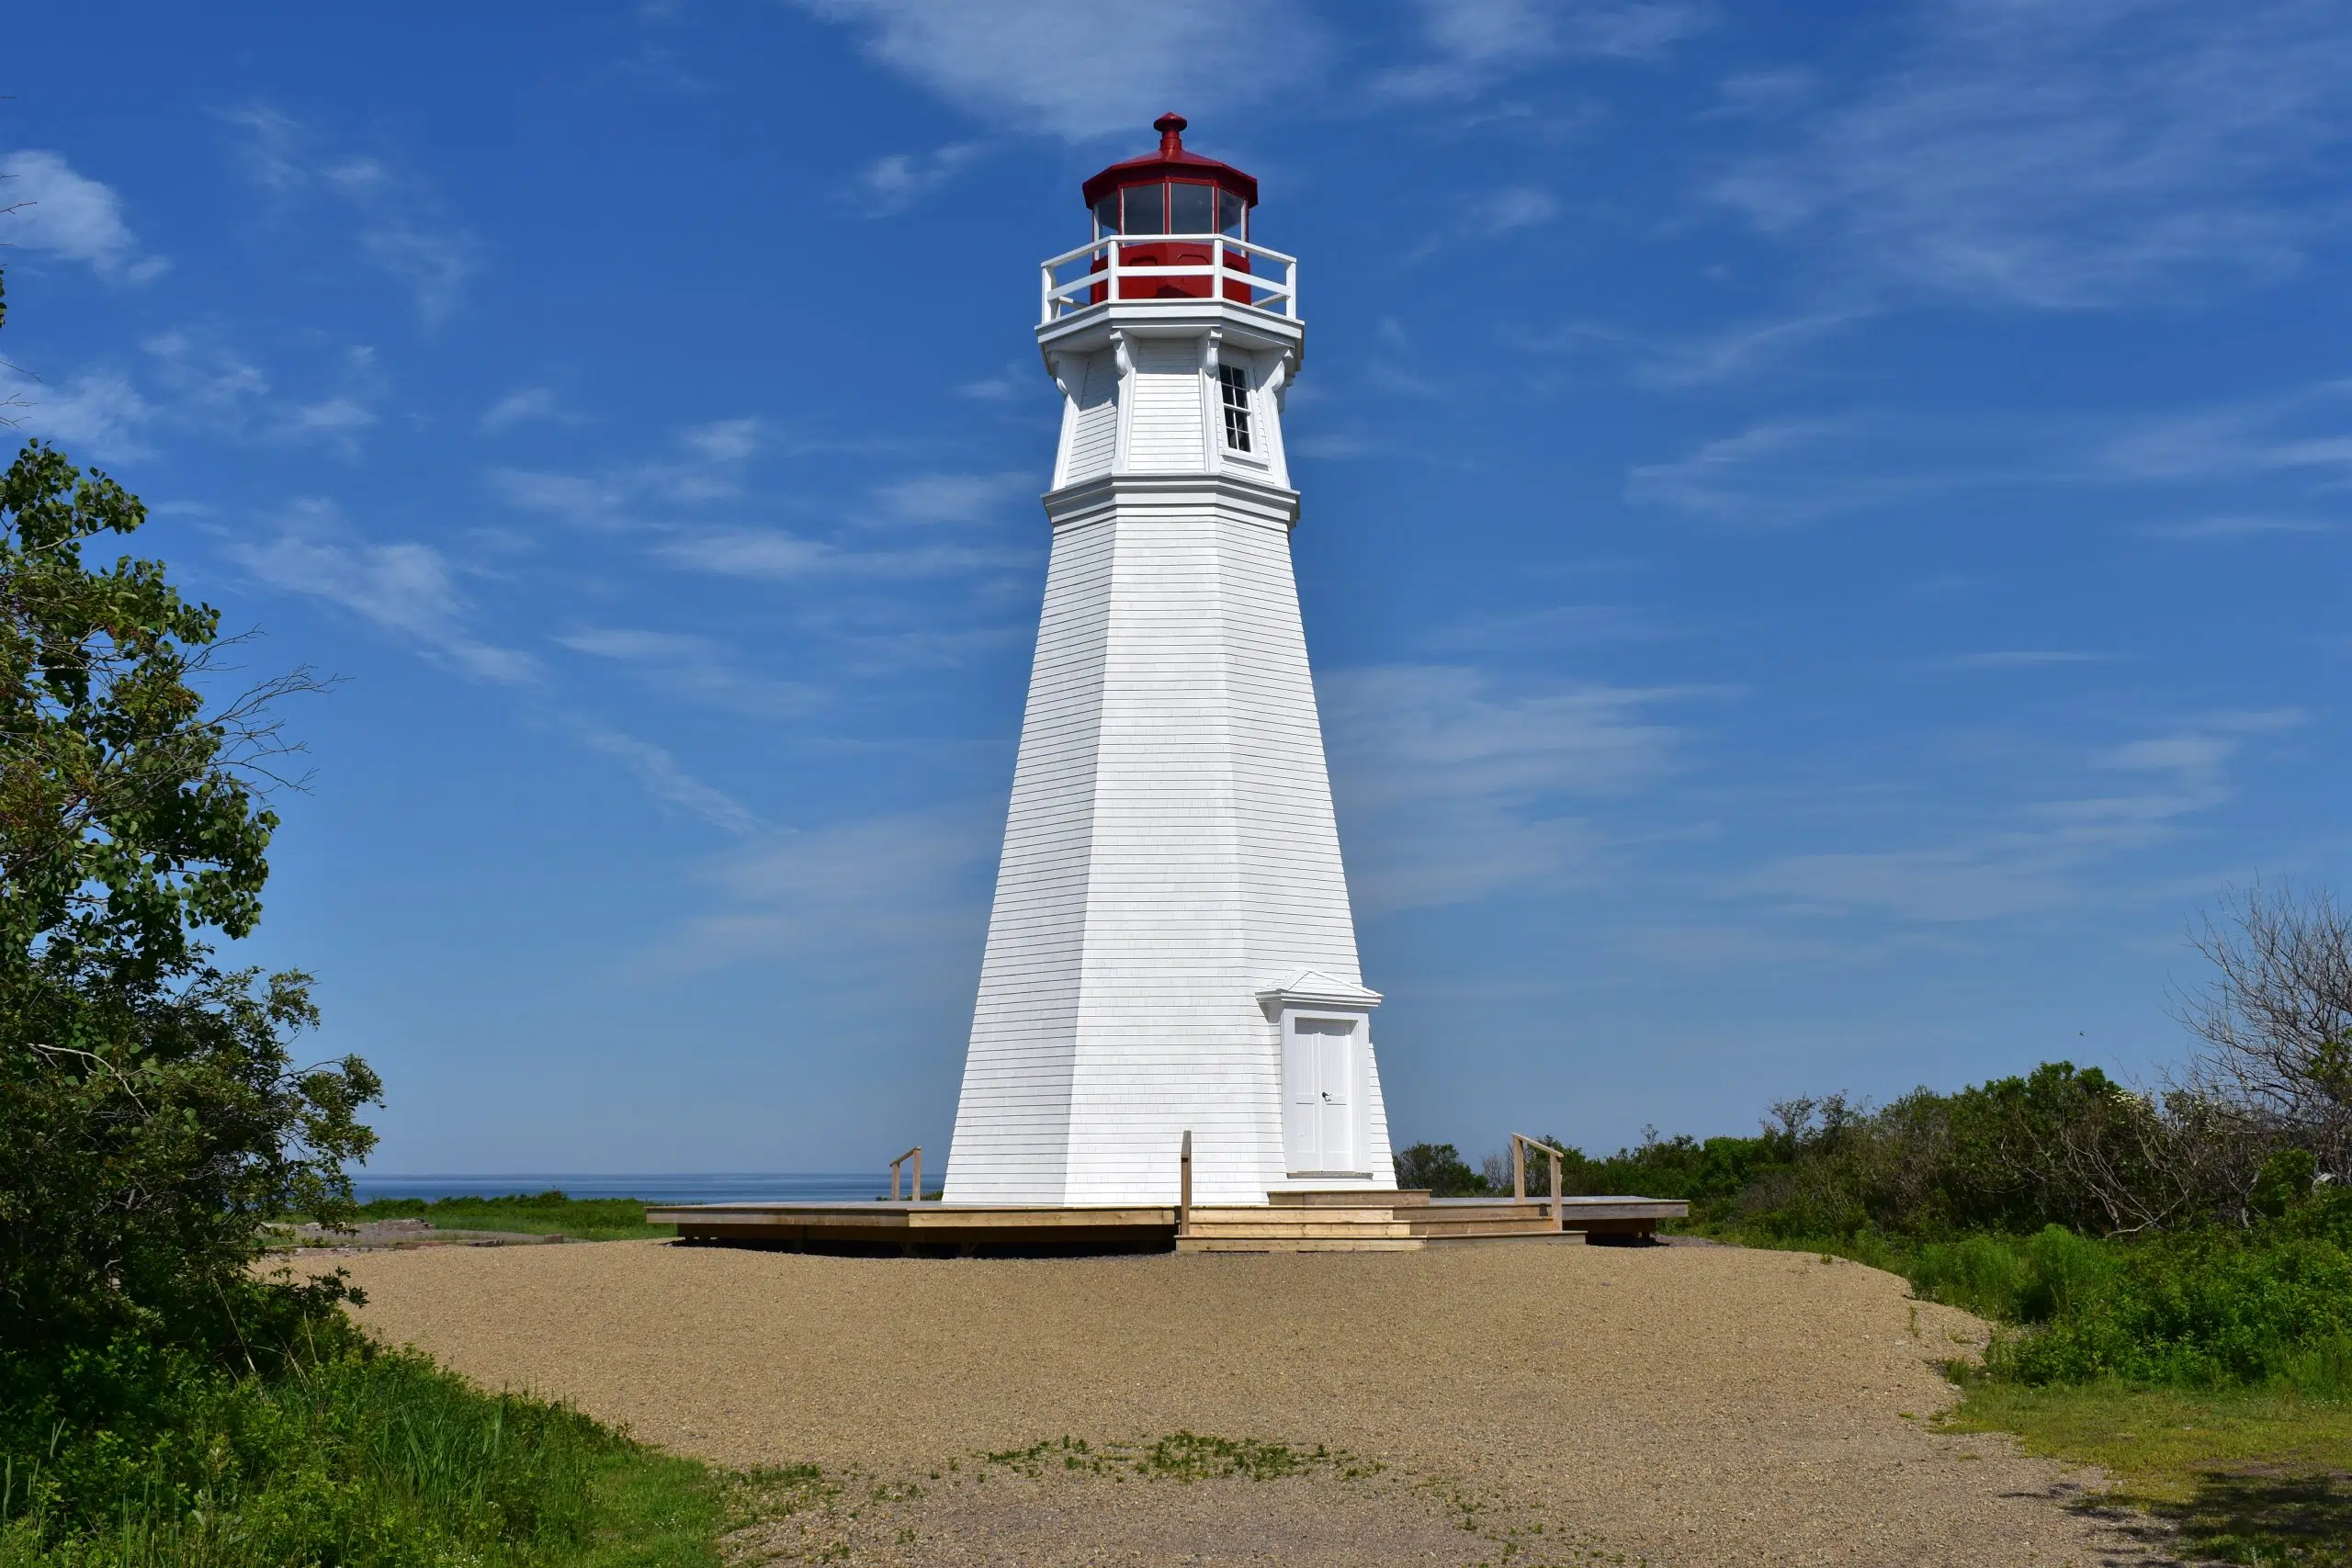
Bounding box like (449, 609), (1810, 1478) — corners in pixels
(1393, 1142), (1487, 1196)
(0, 437), (374, 1415)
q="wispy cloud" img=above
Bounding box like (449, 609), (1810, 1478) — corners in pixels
(1701, 68), (1817, 122)
(477, 387), (581, 435)
(1729, 710), (2305, 922)
(2142, 513), (2337, 540)
(855, 142), (982, 217)
(1925, 650), (2116, 671)
(1376, 0), (1713, 100)
(638, 805), (996, 977)
(1713, 0), (2352, 308)
(1421, 604), (1676, 653)
(220, 105), (482, 326)
(556, 626), (824, 718)
(0, 367), (155, 460)
(489, 417), (763, 530)
(0, 151), (169, 282)
(566, 716), (761, 835)
(227, 498), (539, 685)
(796, 0), (1329, 141)
(1623, 412), (2065, 526)
(869, 470), (1033, 525)
(1323, 665), (1696, 911)
(141, 330), (384, 457)
(2098, 379), (2352, 482)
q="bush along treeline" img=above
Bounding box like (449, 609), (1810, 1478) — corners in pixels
(1397, 885), (2352, 1398)
(0, 348), (715, 1565)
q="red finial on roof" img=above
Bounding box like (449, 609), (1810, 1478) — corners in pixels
(1081, 114), (1258, 211)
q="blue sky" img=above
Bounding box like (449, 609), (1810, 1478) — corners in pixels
(6, 1), (2348, 1175)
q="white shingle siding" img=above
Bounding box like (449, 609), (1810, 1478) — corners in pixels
(1122, 338), (1205, 473)
(1061, 352), (1118, 486)
(947, 305), (1389, 1205)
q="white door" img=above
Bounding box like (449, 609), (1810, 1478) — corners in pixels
(1284, 1016), (1357, 1174)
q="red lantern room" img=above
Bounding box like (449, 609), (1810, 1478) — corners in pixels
(1080, 113), (1258, 304)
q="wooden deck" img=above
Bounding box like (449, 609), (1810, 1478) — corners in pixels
(649, 1190), (1689, 1257)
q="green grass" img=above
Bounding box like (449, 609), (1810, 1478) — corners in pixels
(0, 1349), (721, 1568)
(1942, 1380), (2352, 1565)
(338, 1192), (675, 1242)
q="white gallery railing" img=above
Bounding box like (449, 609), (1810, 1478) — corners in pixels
(1039, 233), (1299, 324)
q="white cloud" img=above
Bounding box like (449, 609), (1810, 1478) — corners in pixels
(656, 526), (1026, 582)
(0, 367), (155, 461)
(639, 806), (997, 977)
(1634, 308), (1871, 389)
(870, 470), (1033, 525)
(556, 626), (824, 718)
(140, 330), (383, 457)
(1322, 665), (1692, 911)
(681, 417), (760, 466)
(478, 388), (576, 434)
(1713, 0), (2352, 308)
(2142, 513), (2336, 540)
(2098, 379), (2352, 481)
(657, 528), (838, 581)
(856, 142), (982, 217)
(795, 0), (1329, 140)
(1623, 419), (1857, 523)
(567, 717), (761, 836)
(1730, 712), (2305, 922)
(488, 417), (763, 530)
(1702, 68), (1817, 121)
(0, 151), (168, 282)
(1623, 412), (2063, 526)
(1925, 650), (2115, 671)
(228, 499), (540, 685)
(1466, 186), (1559, 236)
(220, 105), (481, 326)
(1377, 0), (1713, 99)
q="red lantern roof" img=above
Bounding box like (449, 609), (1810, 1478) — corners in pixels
(1081, 113), (1259, 211)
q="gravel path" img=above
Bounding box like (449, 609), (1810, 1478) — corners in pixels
(329, 1239), (2162, 1566)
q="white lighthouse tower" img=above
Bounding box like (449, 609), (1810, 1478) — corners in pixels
(944, 116), (1396, 1207)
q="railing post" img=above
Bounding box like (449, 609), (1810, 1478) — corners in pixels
(1512, 1134), (1526, 1201)
(1040, 260), (1052, 324)
(1179, 1129), (1193, 1238)
(912, 1146), (922, 1203)
(1108, 237), (1121, 303)
(1550, 1148), (1564, 1232)
(889, 1145), (922, 1202)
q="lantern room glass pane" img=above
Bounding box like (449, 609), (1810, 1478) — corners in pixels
(1122, 183), (1169, 234)
(1092, 195), (1120, 234)
(1170, 181), (1215, 235)
(1217, 189), (1246, 237)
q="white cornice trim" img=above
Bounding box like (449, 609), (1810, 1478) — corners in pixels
(1256, 969), (1384, 1011)
(1043, 471), (1301, 529)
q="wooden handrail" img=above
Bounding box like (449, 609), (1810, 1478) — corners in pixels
(1510, 1133), (1568, 1232)
(889, 1145), (922, 1203)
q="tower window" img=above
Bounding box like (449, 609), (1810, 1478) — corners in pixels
(1217, 363), (1253, 454)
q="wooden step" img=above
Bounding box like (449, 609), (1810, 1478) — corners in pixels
(1410, 1218), (1560, 1238)
(1269, 1189), (1431, 1208)
(1185, 1212), (1406, 1225)
(1182, 1222), (1416, 1240)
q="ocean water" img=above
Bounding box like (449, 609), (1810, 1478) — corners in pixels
(347, 1172), (892, 1204)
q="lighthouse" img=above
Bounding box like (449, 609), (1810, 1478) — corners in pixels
(944, 116), (1396, 1207)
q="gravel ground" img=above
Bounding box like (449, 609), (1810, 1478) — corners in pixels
(328, 1239), (2166, 1566)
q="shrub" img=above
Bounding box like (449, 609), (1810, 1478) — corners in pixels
(1393, 1143), (1486, 1197)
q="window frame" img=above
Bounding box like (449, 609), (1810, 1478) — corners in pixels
(1216, 361), (1255, 457)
